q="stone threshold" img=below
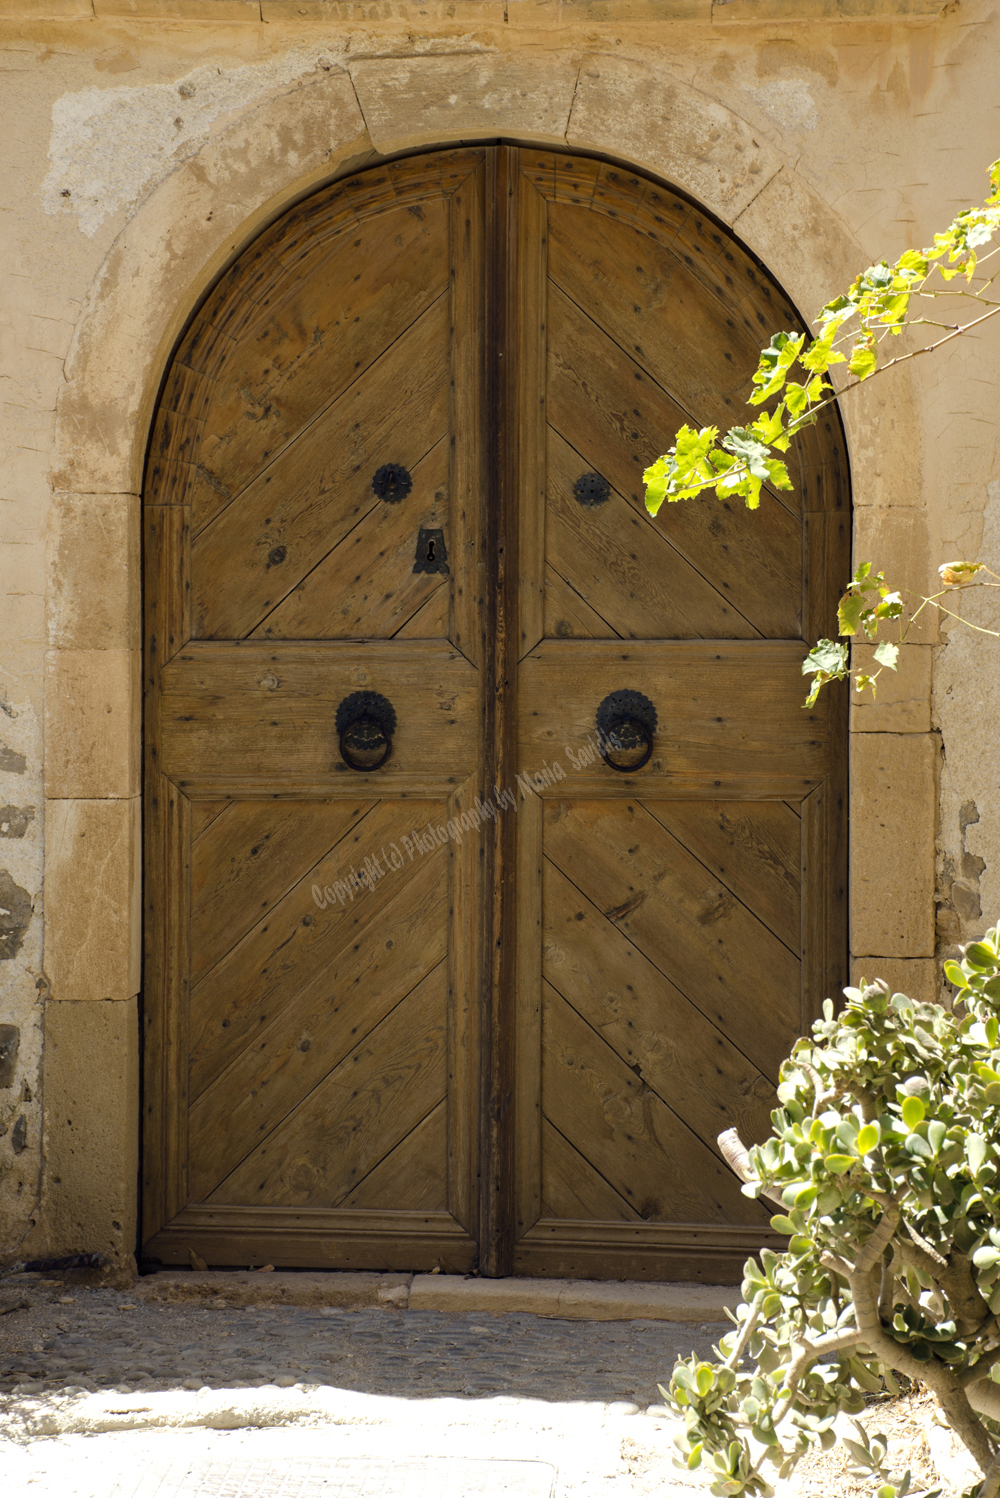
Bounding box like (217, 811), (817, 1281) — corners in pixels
(133, 1269), (738, 1321)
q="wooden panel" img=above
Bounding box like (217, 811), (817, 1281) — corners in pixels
(542, 982), (756, 1222)
(545, 427), (751, 641)
(190, 799), (369, 985)
(447, 782), (484, 1238)
(145, 1205), (477, 1273)
(516, 169), (548, 658)
(644, 801), (801, 953)
(343, 1101), (447, 1212)
(518, 640), (829, 796)
(548, 199), (772, 446)
(160, 642), (479, 788)
(189, 800), (229, 842)
(543, 860), (776, 1164)
(542, 799), (801, 1079)
(189, 861), (448, 1199)
(448, 163), (487, 671)
(543, 562), (615, 641)
(547, 282), (801, 638)
(248, 434), (450, 642)
(188, 799), (447, 1098)
(393, 584), (449, 640)
(192, 296), (451, 638)
(514, 1218), (788, 1284)
(192, 200), (452, 530)
(208, 961), (447, 1207)
(541, 1118), (640, 1222)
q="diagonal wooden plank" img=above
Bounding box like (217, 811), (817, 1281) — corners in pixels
(192, 294), (451, 638)
(546, 426), (754, 641)
(543, 859), (776, 1157)
(189, 858), (448, 1199)
(189, 800), (229, 842)
(543, 800), (801, 1080)
(249, 435), (450, 641)
(207, 961), (448, 1208)
(190, 799), (373, 986)
(191, 200), (451, 533)
(342, 1100), (448, 1212)
(189, 800), (447, 1098)
(546, 283), (801, 638)
(542, 982), (762, 1223)
(544, 561), (617, 641)
(541, 1116), (640, 1222)
(392, 583), (449, 639)
(547, 201), (789, 493)
(644, 801), (801, 955)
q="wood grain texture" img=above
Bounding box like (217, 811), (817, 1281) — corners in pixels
(541, 1118), (640, 1222)
(518, 640), (829, 793)
(246, 434), (451, 643)
(160, 642), (479, 786)
(188, 799), (445, 1099)
(543, 562), (615, 641)
(514, 1217), (787, 1284)
(189, 864), (448, 1200)
(546, 283), (802, 638)
(644, 801), (801, 953)
(209, 960), (447, 1208)
(192, 297), (451, 639)
(190, 799), (368, 985)
(342, 1101), (448, 1212)
(543, 859), (777, 1168)
(542, 799), (801, 1079)
(542, 982), (757, 1222)
(545, 427), (750, 641)
(145, 1204), (476, 1273)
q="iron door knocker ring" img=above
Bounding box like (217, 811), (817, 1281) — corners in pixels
(596, 689), (657, 773)
(335, 691), (397, 772)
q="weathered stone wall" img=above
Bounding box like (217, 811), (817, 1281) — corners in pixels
(1, 0), (997, 1270)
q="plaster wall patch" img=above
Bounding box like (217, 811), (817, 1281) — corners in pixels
(41, 51), (338, 238)
(745, 79), (817, 134)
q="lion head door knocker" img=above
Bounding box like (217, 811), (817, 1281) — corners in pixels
(596, 689), (658, 773)
(335, 691), (397, 772)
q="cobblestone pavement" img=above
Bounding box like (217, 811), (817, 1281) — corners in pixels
(0, 1282), (725, 1403)
(0, 1281), (735, 1497)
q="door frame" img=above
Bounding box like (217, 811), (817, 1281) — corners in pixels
(135, 139), (851, 1279)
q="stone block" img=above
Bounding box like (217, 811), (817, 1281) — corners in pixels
(731, 170), (864, 337)
(24, 996), (138, 1277)
(53, 73), (369, 495)
(264, 0), (505, 15)
(44, 648), (139, 800)
(350, 55), (578, 156)
(850, 643), (931, 733)
(46, 493), (139, 653)
(851, 733), (938, 958)
(136, 1269), (413, 1308)
(853, 508), (937, 642)
(408, 1274), (738, 1320)
(714, 0), (942, 16)
(850, 956), (941, 1005)
(568, 57), (782, 224)
(44, 797), (141, 1002)
(93, 0), (259, 16)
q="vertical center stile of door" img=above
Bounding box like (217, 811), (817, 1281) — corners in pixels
(479, 145), (521, 1277)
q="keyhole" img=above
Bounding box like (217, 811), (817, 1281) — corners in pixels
(426, 537), (436, 563)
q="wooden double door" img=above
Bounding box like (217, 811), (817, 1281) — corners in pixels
(143, 146), (848, 1281)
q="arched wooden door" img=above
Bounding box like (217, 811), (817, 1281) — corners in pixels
(143, 146), (848, 1281)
